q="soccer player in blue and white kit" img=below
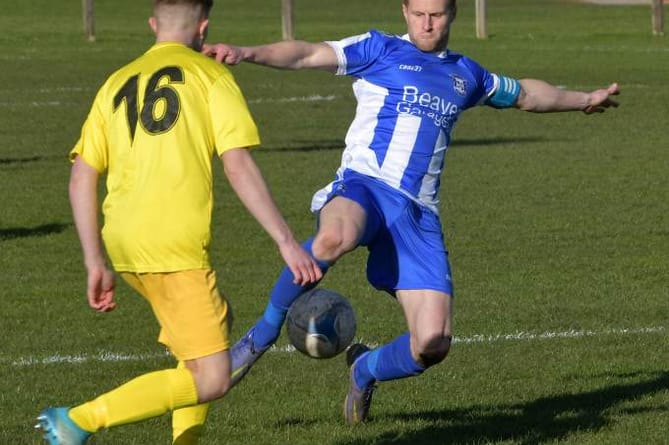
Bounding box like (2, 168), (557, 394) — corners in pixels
(206, 0), (620, 424)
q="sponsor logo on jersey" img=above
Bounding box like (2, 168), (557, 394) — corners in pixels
(396, 85), (459, 129)
(399, 64), (423, 72)
(451, 75), (467, 96)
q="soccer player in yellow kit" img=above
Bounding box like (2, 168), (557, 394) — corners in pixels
(35, 1), (321, 444)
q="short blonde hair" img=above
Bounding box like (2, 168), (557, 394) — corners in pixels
(403, 0), (456, 10)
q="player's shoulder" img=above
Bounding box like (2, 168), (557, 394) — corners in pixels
(94, 55), (143, 102)
(190, 50), (234, 79)
(139, 43), (232, 77)
(368, 29), (406, 46)
(446, 50), (487, 75)
(338, 29), (401, 46)
(369, 29), (396, 39)
(95, 43), (237, 103)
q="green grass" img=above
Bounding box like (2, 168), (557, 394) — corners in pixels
(1, 0), (668, 444)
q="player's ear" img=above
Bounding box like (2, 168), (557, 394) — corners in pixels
(198, 18), (209, 42)
(148, 17), (158, 34)
(449, 5), (457, 22)
(447, 0), (457, 22)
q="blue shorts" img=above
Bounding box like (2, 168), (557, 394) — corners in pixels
(319, 170), (453, 295)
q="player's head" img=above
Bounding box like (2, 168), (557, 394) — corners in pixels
(402, 0), (457, 52)
(149, 0), (213, 51)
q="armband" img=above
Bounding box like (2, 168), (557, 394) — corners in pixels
(487, 75), (521, 109)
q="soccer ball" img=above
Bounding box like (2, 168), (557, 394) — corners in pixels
(286, 288), (356, 359)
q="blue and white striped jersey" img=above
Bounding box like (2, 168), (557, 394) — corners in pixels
(311, 30), (506, 214)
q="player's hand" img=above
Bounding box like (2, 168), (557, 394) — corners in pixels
(201, 43), (244, 65)
(584, 83), (620, 114)
(278, 240), (323, 286)
(86, 264), (116, 313)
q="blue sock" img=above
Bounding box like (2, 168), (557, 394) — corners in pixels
(354, 333), (425, 388)
(252, 237), (331, 348)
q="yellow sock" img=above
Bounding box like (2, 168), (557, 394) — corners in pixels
(172, 403), (210, 445)
(172, 361), (210, 445)
(69, 368), (198, 432)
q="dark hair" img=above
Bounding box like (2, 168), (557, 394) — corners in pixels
(154, 0), (213, 15)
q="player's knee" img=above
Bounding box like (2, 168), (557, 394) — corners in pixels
(312, 230), (353, 261)
(415, 334), (452, 368)
(192, 371), (231, 402)
(187, 362), (231, 402)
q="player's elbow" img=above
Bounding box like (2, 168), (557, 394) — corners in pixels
(514, 89), (539, 112)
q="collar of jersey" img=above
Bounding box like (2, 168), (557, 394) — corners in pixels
(400, 34), (449, 59)
(147, 41), (189, 53)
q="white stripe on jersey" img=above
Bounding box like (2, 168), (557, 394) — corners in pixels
(342, 78), (388, 174)
(417, 130), (447, 210)
(326, 33), (371, 76)
(310, 78), (387, 212)
(481, 73), (501, 104)
(380, 113), (421, 189)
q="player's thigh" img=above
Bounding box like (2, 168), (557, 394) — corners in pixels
(186, 349), (230, 377)
(367, 200), (452, 294)
(396, 289), (453, 340)
(123, 270), (231, 361)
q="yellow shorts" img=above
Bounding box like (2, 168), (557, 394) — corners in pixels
(121, 269), (231, 361)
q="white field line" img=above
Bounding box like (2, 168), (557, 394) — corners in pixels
(0, 101), (63, 107)
(5, 325), (664, 368)
(37, 87), (91, 93)
(451, 326), (666, 345)
(0, 86), (93, 94)
(0, 95), (338, 109)
(247, 94), (337, 104)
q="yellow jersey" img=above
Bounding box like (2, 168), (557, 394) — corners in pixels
(71, 42), (260, 272)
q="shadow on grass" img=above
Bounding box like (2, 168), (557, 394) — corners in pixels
(451, 136), (547, 148)
(338, 371), (669, 445)
(259, 140), (344, 152)
(0, 155), (43, 165)
(257, 136), (547, 153)
(0, 223), (70, 241)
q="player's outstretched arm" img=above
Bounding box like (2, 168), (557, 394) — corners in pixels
(516, 80), (620, 114)
(203, 41), (338, 72)
(220, 148), (323, 286)
(69, 156), (116, 312)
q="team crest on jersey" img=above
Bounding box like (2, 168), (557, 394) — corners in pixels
(451, 75), (467, 96)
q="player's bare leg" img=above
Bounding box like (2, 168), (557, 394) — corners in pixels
(230, 196), (366, 387)
(344, 290), (452, 424)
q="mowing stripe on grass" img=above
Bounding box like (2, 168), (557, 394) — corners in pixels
(5, 325), (664, 368)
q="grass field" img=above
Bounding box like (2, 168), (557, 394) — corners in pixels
(1, 0), (668, 444)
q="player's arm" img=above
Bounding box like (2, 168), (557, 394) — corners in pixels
(515, 79), (620, 114)
(69, 155), (116, 312)
(203, 41), (339, 73)
(220, 148), (323, 285)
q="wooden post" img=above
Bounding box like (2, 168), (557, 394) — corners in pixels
(282, 0), (294, 40)
(651, 0), (664, 36)
(475, 0), (488, 40)
(82, 0), (95, 42)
